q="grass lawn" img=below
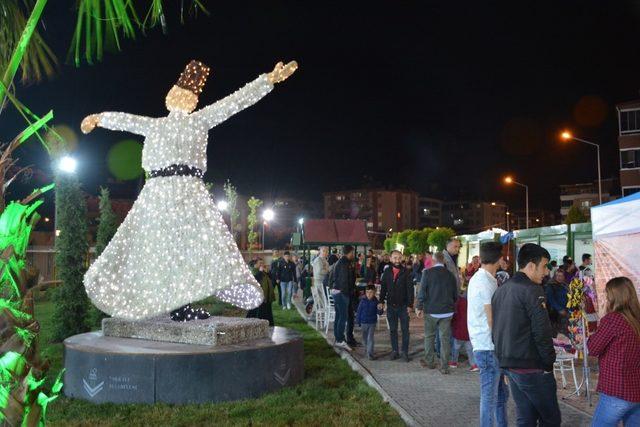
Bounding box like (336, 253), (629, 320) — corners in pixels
(35, 295), (404, 426)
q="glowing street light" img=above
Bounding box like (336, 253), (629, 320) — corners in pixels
(261, 209), (275, 249)
(504, 176), (529, 229)
(262, 209), (275, 221)
(559, 130), (602, 205)
(57, 155), (77, 173)
(298, 217), (304, 225)
(217, 200), (228, 211)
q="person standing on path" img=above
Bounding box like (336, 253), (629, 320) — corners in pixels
(276, 251), (297, 310)
(379, 250), (414, 362)
(332, 245), (356, 351)
(492, 243), (560, 426)
(312, 246), (330, 289)
(417, 251), (458, 373)
(467, 241), (509, 427)
(443, 238), (463, 292)
(356, 285), (384, 360)
(588, 276), (640, 426)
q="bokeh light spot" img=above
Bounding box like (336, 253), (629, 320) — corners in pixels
(107, 139), (143, 180)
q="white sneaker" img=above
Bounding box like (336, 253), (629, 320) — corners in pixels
(335, 341), (353, 351)
(287, 304), (291, 310)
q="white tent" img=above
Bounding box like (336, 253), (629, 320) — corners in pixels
(591, 191), (640, 314)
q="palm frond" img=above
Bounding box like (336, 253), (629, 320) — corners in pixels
(0, 0), (58, 84)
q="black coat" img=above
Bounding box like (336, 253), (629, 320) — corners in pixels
(331, 256), (355, 295)
(492, 272), (556, 371)
(379, 265), (414, 308)
(276, 260), (297, 283)
(418, 265), (457, 314)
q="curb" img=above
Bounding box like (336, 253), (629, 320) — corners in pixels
(292, 300), (419, 427)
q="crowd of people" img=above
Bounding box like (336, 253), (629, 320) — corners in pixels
(246, 239), (640, 426)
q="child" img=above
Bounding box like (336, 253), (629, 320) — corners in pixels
(356, 285), (383, 360)
(450, 289), (478, 371)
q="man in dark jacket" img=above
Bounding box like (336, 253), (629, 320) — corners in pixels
(417, 251), (458, 373)
(331, 245), (356, 351)
(276, 251), (297, 310)
(492, 243), (561, 426)
(379, 250), (414, 362)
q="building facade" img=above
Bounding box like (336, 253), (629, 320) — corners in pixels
(418, 197), (442, 228)
(441, 201), (507, 234)
(616, 100), (640, 196)
(509, 209), (558, 230)
(323, 189), (419, 233)
(559, 178), (616, 221)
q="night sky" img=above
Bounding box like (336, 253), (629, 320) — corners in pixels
(4, 1), (640, 219)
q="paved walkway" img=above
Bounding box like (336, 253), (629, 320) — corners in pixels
(294, 299), (593, 427)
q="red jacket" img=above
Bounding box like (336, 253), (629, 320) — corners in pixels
(588, 312), (640, 402)
(451, 296), (469, 341)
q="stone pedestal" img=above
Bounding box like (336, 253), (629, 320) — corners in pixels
(102, 316), (269, 346)
(63, 327), (304, 404)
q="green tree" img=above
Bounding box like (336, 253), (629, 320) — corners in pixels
(247, 197), (263, 251)
(396, 230), (412, 253)
(565, 205), (588, 225)
(407, 229), (431, 255)
(427, 227), (456, 251)
(52, 171), (90, 341)
(383, 236), (395, 253)
(88, 186), (118, 327)
(223, 180), (239, 243)
(94, 187), (118, 256)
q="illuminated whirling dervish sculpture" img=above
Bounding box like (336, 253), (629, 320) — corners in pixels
(81, 59), (298, 320)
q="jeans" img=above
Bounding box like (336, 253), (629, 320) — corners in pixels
(424, 315), (452, 366)
(387, 305), (410, 354)
(333, 291), (350, 343)
(452, 338), (475, 365)
(505, 369), (561, 427)
(592, 393), (640, 426)
(347, 295), (356, 342)
(475, 350), (508, 427)
(279, 281), (294, 307)
(361, 323), (376, 357)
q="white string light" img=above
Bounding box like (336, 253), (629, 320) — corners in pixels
(84, 70), (274, 320)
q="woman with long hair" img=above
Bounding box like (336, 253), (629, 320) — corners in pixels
(588, 277), (640, 426)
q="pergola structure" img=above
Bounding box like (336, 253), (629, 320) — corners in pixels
(292, 219), (371, 263)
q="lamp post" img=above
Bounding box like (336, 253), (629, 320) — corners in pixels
(262, 208), (274, 250)
(506, 211), (510, 231)
(504, 176), (529, 229)
(561, 131), (602, 205)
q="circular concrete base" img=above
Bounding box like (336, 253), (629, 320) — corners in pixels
(63, 327), (303, 404)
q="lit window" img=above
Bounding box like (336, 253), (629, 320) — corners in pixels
(581, 200), (591, 208)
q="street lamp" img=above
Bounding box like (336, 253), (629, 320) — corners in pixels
(560, 130), (602, 205)
(217, 200), (228, 211)
(262, 209), (275, 249)
(506, 211), (510, 231)
(504, 176), (529, 229)
(57, 155), (77, 174)
(298, 217), (304, 225)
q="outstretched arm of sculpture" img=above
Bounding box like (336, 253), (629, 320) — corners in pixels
(193, 60), (298, 128)
(81, 112), (154, 136)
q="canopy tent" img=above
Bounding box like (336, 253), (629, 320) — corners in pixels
(591, 191), (640, 315)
